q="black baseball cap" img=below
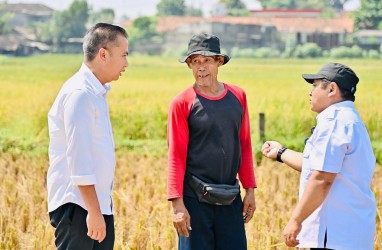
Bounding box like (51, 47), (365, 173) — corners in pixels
(179, 33), (230, 65)
(302, 62), (359, 94)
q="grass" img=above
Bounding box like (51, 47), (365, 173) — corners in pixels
(0, 54), (381, 249)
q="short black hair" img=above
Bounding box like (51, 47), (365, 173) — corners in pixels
(83, 23), (128, 62)
(320, 78), (355, 102)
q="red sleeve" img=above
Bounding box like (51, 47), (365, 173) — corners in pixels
(167, 87), (195, 200)
(226, 84), (257, 189)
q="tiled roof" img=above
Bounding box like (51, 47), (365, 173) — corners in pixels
(155, 16), (354, 33)
(156, 17), (205, 32)
(1, 3), (54, 16)
(251, 9), (322, 13)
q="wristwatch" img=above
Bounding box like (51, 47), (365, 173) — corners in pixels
(276, 146), (288, 163)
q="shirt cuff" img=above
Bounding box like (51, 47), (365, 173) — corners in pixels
(70, 174), (97, 185)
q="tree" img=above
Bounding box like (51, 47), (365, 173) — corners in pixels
(185, 6), (203, 16)
(258, 0), (351, 11)
(328, 0), (350, 11)
(31, 21), (53, 44)
(51, 0), (89, 43)
(127, 16), (161, 50)
(355, 0), (382, 30)
(258, 0), (298, 9)
(219, 0), (250, 16)
(0, 12), (12, 35)
(220, 0), (246, 9)
(157, 0), (185, 16)
(88, 8), (115, 26)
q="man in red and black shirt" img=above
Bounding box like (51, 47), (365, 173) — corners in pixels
(167, 33), (257, 249)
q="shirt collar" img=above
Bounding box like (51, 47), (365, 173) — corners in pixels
(79, 63), (111, 96)
(316, 100), (354, 122)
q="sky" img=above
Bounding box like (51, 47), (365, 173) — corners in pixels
(6, 0), (361, 21)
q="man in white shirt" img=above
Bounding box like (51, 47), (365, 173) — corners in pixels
(47, 23), (128, 249)
(261, 63), (376, 250)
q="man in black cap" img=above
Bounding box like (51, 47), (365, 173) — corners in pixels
(261, 62), (376, 249)
(167, 33), (257, 249)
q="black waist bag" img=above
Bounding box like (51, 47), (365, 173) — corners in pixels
(188, 175), (240, 206)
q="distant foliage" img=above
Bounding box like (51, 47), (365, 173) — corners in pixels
(219, 0), (250, 16)
(223, 44), (379, 59)
(51, 0), (89, 44)
(253, 47), (281, 58)
(328, 45), (363, 58)
(258, 0), (351, 11)
(355, 0), (382, 30)
(367, 50), (380, 59)
(293, 43), (323, 58)
(220, 0), (247, 9)
(127, 16), (162, 51)
(231, 47), (280, 58)
(88, 8), (115, 25)
(0, 12), (13, 35)
(185, 6), (203, 17)
(156, 0), (203, 16)
(156, 0), (186, 16)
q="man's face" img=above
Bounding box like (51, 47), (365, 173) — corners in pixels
(186, 55), (224, 87)
(309, 79), (331, 113)
(105, 35), (129, 82)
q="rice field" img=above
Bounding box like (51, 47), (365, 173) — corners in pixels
(0, 54), (381, 249)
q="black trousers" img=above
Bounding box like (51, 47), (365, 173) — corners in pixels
(179, 195), (247, 250)
(49, 203), (114, 250)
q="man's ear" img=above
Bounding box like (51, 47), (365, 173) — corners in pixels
(99, 47), (108, 61)
(328, 82), (337, 96)
(186, 58), (192, 69)
(218, 56), (224, 66)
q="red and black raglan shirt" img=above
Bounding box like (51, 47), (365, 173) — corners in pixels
(167, 83), (257, 200)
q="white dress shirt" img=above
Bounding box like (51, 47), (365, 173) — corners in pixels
(47, 63), (115, 215)
(298, 101), (376, 250)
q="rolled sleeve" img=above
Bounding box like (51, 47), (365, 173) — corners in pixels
(310, 119), (350, 173)
(70, 174), (97, 185)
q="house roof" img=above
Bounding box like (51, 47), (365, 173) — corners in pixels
(0, 35), (21, 51)
(13, 26), (36, 40)
(251, 9), (322, 13)
(156, 17), (206, 32)
(0, 3), (54, 16)
(0, 34), (50, 51)
(155, 16), (354, 34)
(250, 8), (322, 18)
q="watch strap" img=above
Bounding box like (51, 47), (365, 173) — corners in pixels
(276, 146), (288, 163)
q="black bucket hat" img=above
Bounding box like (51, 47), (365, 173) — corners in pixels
(302, 62), (359, 94)
(179, 33), (230, 65)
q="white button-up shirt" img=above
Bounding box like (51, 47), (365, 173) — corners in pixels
(47, 63), (115, 215)
(298, 101), (376, 250)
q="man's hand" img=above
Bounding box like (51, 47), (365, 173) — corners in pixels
(242, 188), (256, 223)
(283, 218), (301, 247)
(171, 198), (192, 237)
(261, 141), (282, 160)
(86, 210), (106, 243)
(78, 185), (106, 243)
